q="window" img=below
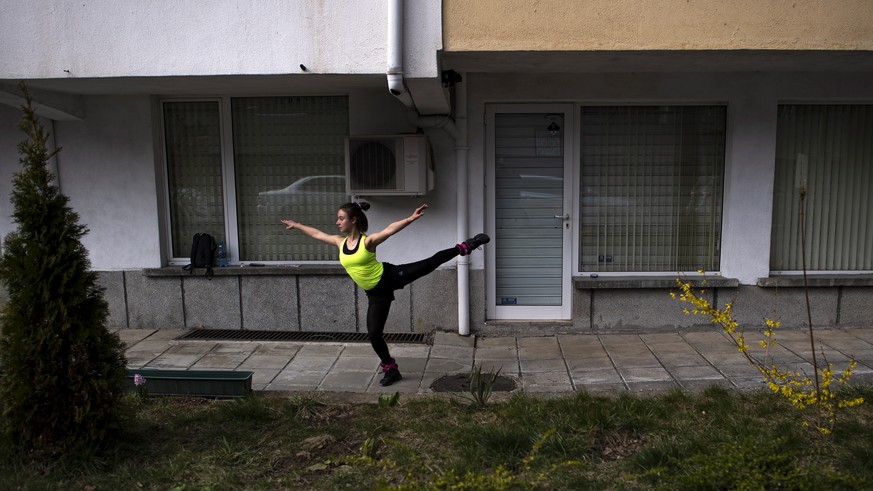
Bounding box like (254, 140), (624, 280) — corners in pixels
(770, 105), (873, 271)
(163, 96), (349, 263)
(579, 106), (726, 273)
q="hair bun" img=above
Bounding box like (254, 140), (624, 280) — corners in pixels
(357, 201), (371, 211)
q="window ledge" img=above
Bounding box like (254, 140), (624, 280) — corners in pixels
(573, 275), (738, 289)
(143, 264), (347, 277)
(757, 274), (873, 288)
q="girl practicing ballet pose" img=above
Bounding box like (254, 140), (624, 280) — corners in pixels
(281, 202), (489, 386)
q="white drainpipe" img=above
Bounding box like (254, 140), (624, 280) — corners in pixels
(387, 0), (413, 107)
(387, 0), (471, 336)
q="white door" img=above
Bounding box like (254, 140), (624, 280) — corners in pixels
(486, 105), (574, 320)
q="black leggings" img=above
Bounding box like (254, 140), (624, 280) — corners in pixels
(366, 247), (459, 364)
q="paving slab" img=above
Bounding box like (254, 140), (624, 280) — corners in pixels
(557, 334), (604, 347)
(125, 340), (175, 357)
(656, 352), (712, 367)
(570, 368), (623, 385)
(477, 336), (518, 348)
(429, 345), (475, 360)
(626, 380), (680, 392)
(618, 367), (672, 383)
(284, 356), (338, 372)
(297, 344), (344, 357)
(125, 352), (160, 368)
(519, 358), (567, 372)
(320, 372), (375, 392)
(579, 382), (628, 393)
(144, 329), (187, 342)
(333, 356), (379, 371)
(425, 358), (473, 375)
(165, 343), (217, 355)
(144, 354), (203, 369)
(521, 371), (573, 391)
(115, 329), (156, 346)
(433, 331), (475, 347)
(387, 345), (431, 357)
(253, 343), (303, 356)
(239, 354), (294, 370)
(669, 365), (724, 380)
(518, 344), (563, 360)
(475, 346), (519, 358)
(190, 353), (249, 370)
(211, 343), (260, 355)
(565, 357), (613, 371)
(251, 369), (281, 387)
(342, 344), (378, 356)
(599, 334), (644, 346)
(393, 357), (428, 373)
(561, 343), (608, 358)
(610, 354), (663, 368)
(271, 370), (327, 388)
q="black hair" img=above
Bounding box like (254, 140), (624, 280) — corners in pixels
(339, 201), (370, 232)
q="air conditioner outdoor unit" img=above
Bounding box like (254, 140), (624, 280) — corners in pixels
(345, 135), (432, 196)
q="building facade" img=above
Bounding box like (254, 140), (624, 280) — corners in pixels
(2, 0), (872, 334)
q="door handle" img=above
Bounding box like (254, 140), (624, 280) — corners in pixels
(554, 214), (570, 220)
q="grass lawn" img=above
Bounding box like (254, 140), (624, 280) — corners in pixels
(2, 385), (873, 490)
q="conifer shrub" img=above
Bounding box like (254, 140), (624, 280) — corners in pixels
(0, 83), (127, 454)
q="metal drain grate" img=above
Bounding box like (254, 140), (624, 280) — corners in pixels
(176, 329), (428, 344)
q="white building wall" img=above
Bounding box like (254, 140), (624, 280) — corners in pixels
(52, 96), (160, 269)
(0, 87), (463, 270)
(0, 0), (442, 80)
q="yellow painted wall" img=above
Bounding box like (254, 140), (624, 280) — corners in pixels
(444, 0), (873, 51)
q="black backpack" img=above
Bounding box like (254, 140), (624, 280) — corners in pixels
(183, 233), (217, 279)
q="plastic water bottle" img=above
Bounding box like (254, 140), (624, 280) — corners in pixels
(218, 240), (228, 267)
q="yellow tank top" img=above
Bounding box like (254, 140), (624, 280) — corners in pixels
(339, 235), (383, 291)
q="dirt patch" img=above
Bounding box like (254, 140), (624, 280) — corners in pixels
(430, 373), (517, 393)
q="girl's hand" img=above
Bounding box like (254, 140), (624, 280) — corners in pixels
(281, 219), (298, 230)
(409, 204), (428, 223)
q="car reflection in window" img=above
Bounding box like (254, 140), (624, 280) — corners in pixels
(257, 175), (347, 216)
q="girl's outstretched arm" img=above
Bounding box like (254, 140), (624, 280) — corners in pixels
(281, 219), (343, 248)
(364, 204), (428, 250)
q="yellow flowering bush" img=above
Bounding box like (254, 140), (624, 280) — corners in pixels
(672, 274), (864, 435)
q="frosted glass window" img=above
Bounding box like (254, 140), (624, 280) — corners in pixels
(232, 97), (348, 261)
(579, 106), (726, 272)
(163, 101), (225, 258)
(770, 105), (873, 271)
(163, 96), (348, 263)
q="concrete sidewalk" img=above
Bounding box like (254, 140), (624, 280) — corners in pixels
(117, 327), (873, 396)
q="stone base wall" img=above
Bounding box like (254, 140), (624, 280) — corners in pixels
(98, 268), (461, 333)
(97, 269), (873, 334)
(568, 285), (873, 332)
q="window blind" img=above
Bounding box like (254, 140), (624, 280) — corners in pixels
(770, 105), (873, 271)
(579, 106), (726, 272)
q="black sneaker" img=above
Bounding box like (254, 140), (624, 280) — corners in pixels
(464, 233), (490, 250)
(380, 367), (402, 386)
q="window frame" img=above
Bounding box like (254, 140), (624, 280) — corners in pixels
(159, 95), (349, 266)
(572, 102), (728, 277)
(769, 102), (873, 274)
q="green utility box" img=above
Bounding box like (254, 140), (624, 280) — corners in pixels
(126, 369), (253, 398)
